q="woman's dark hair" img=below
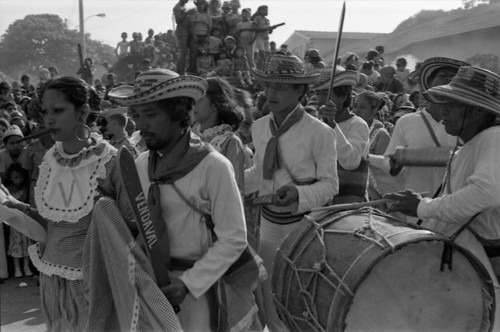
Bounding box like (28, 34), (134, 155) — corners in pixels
(333, 85), (353, 108)
(43, 77), (89, 110)
(3, 163), (29, 188)
(158, 96), (196, 128)
(205, 77), (244, 130)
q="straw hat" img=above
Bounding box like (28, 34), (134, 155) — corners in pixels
(424, 66), (500, 116)
(101, 106), (128, 119)
(309, 66), (358, 91)
(419, 57), (469, 91)
(3, 125), (24, 142)
(251, 54), (320, 85)
(108, 69), (207, 106)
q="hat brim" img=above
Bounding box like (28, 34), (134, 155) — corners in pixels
(310, 70), (358, 91)
(419, 57), (469, 91)
(251, 68), (320, 85)
(108, 75), (207, 106)
(424, 85), (500, 116)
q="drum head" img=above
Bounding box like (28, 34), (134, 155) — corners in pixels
(344, 241), (493, 331)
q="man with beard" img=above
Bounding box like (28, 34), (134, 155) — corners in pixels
(109, 68), (248, 330)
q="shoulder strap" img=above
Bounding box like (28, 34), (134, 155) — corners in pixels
(420, 111), (441, 147)
(170, 183), (216, 238)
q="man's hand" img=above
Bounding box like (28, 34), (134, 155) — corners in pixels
(389, 156), (403, 176)
(319, 100), (337, 127)
(384, 190), (422, 217)
(275, 184), (299, 207)
(161, 277), (189, 307)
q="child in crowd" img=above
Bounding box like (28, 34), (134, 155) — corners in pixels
(197, 41), (216, 77)
(230, 46), (252, 87)
(208, 49), (232, 76)
(116, 32), (130, 59)
(208, 27), (223, 62)
(4, 163), (33, 277)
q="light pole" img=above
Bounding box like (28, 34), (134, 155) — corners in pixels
(79, 0), (106, 59)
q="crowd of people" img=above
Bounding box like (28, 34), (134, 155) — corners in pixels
(1, 2), (500, 331)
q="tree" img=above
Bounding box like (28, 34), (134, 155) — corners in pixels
(0, 14), (114, 81)
(466, 54), (500, 73)
(462, 0), (490, 9)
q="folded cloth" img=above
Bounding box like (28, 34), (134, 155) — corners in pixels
(83, 197), (182, 332)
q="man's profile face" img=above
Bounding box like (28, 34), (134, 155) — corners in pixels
(440, 100), (467, 136)
(130, 101), (178, 151)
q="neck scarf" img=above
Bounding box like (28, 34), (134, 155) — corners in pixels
(262, 105), (304, 180)
(146, 129), (213, 263)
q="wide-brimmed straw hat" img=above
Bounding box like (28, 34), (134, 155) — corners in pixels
(419, 57), (469, 91)
(108, 69), (207, 106)
(251, 54), (320, 85)
(309, 66), (358, 91)
(101, 106), (128, 119)
(424, 66), (500, 116)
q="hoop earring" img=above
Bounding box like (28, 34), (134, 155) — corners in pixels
(75, 123), (91, 142)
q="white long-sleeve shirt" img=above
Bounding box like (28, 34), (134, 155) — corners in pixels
(335, 114), (370, 170)
(385, 109), (457, 195)
(245, 105), (338, 213)
(135, 151), (247, 299)
(418, 126), (500, 241)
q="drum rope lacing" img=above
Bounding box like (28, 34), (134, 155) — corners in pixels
(275, 208), (404, 331)
(274, 208), (422, 331)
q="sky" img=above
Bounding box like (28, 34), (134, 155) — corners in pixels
(0, 0), (464, 48)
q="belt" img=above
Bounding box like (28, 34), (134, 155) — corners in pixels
(170, 257), (196, 271)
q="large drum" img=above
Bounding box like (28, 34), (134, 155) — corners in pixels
(272, 208), (495, 331)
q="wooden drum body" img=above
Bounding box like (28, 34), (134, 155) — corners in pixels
(272, 208), (495, 331)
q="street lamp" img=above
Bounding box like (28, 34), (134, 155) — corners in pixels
(79, 0), (106, 60)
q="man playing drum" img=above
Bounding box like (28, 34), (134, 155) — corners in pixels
(246, 54), (339, 331)
(386, 65), (500, 330)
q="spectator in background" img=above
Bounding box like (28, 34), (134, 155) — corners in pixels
(305, 48), (326, 70)
(224, 0), (242, 37)
(77, 58), (95, 85)
(360, 61), (380, 87)
(48, 66), (59, 79)
(0, 125), (25, 179)
(20, 74), (35, 97)
(173, 0), (191, 74)
(236, 8), (255, 68)
(395, 57), (411, 92)
(252, 5), (271, 52)
(375, 45), (385, 67)
(341, 52), (359, 71)
(116, 32), (130, 59)
(376, 66), (404, 94)
(0, 82), (13, 104)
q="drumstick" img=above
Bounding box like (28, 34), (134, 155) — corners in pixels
(17, 130), (51, 143)
(311, 199), (394, 213)
(310, 191), (429, 213)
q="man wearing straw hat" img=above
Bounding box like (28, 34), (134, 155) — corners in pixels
(246, 54), (338, 331)
(311, 67), (370, 204)
(385, 65), (500, 329)
(109, 68), (248, 330)
(382, 57), (467, 211)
